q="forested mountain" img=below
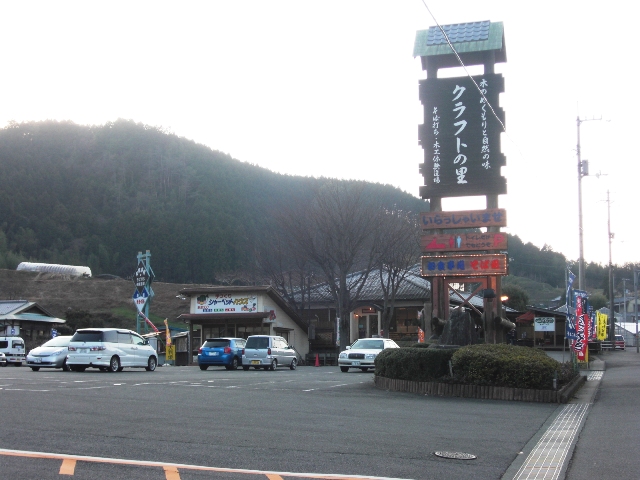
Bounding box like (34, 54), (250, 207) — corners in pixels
(0, 120), (631, 292)
(0, 120), (427, 283)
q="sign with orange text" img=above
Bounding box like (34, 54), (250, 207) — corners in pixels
(421, 254), (508, 277)
(421, 209), (507, 230)
(421, 232), (508, 252)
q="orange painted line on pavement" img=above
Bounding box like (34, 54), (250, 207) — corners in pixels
(59, 458), (76, 475)
(164, 465), (181, 480)
(267, 476), (284, 480)
(0, 448), (398, 480)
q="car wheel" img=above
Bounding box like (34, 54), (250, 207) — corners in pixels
(30, 367), (40, 371)
(242, 366), (250, 371)
(290, 358), (297, 370)
(108, 356), (120, 373)
(199, 365), (208, 371)
(146, 356), (157, 372)
(269, 359), (277, 371)
(62, 359), (70, 372)
(231, 357), (239, 370)
(340, 366), (349, 372)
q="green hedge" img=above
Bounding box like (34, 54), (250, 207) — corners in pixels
(376, 344), (578, 390)
(375, 347), (455, 382)
(452, 344), (562, 390)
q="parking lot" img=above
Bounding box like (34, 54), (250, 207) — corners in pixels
(0, 365), (560, 479)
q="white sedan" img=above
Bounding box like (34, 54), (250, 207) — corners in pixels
(338, 338), (400, 372)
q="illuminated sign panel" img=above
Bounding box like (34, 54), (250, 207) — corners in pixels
(421, 254), (508, 277)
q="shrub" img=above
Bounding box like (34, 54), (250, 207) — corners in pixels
(375, 347), (455, 382)
(451, 344), (562, 390)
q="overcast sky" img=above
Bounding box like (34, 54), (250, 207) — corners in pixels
(2, 1), (637, 268)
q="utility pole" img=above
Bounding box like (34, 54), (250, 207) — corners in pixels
(576, 115), (602, 290)
(607, 191), (615, 343)
(622, 278), (629, 323)
(635, 266), (639, 353)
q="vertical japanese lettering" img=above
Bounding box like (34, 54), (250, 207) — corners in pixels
(452, 85), (468, 184)
(479, 79), (491, 170)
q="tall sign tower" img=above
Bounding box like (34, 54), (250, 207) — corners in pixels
(414, 21), (512, 343)
(133, 250), (155, 334)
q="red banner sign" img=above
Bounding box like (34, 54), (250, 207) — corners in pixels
(421, 254), (508, 277)
(421, 232), (508, 252)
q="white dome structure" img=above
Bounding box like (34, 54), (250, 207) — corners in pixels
(17, 262), (92, 277)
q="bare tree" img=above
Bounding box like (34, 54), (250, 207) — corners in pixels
(255, 225), (318, 321)
(376, 210), (422, 338)
(279, 181), (384, 350)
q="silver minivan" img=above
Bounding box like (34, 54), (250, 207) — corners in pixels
(241, 335), (297, 371)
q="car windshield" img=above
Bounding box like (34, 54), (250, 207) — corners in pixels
(42, 337), (70, 347)
(351, 339), (384, 350)
(615, 336), (624, 341)
(203, 339), (230, 348)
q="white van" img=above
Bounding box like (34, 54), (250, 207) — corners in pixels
(66, 328), (158, 372)
(0, 336), (26, 366)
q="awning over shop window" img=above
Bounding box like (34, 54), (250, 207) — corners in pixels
(516, 311), (535, 323)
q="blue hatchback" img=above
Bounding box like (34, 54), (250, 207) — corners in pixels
(198, 337), (246, 370)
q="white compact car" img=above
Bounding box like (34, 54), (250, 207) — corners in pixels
(338, 338), (400, 372)
(67, 328), (158, 372)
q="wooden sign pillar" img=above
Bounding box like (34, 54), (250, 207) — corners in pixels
(415, 21), (510, 344)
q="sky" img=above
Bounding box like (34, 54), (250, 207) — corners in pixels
(1, 1), (637, 268)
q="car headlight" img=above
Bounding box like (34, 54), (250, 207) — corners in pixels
(365, 354), (376, 360)
(339, 352), (347, 359)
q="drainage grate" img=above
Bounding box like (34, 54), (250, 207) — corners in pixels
(434, 451), (477, 460)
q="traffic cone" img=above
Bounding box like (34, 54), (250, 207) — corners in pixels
(315, 353), (320, 367)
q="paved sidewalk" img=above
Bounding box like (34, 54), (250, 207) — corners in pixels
(564, 349), (640, 479)
(502, 349), (639, 480)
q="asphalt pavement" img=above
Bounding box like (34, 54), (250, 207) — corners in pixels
(1, 349), (638, 480)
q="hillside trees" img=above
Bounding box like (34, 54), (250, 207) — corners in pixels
(0, 120), (429, 283)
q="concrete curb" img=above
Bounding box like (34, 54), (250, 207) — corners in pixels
(374, 373), (586, 403)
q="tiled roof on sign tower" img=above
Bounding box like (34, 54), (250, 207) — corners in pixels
(414, 20), (506, 62)
(426, 20), (490, 45)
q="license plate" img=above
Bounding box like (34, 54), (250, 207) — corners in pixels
(34, 358), (42, 363)
(251, 360), (260, 365)
(208, 352), (219, 356)
(352, 361), (361, 366)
